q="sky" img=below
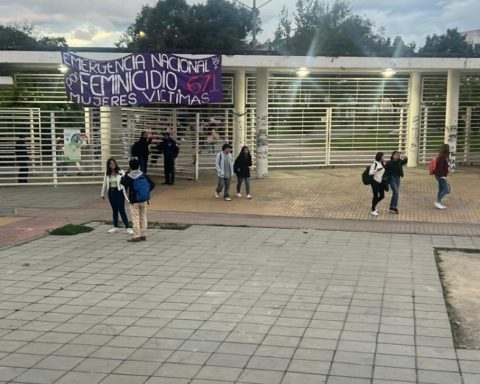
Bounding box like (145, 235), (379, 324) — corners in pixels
(0, 0), (478, 48)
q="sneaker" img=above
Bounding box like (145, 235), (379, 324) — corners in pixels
(108, 227), (118, 234)
(393, 208), (399, 214)
(246, 194), (252, 199)
(139, 236), (146, 241)
(371, 210), (379, 216)
(388, 208), (398, 214)
(439, 203), (447, 209)
(126, 228), (134, 235)
(236, 193), (242, 198)
(225, 197), (232, 201)
(434, 202), (446, 210)
(215, 192), (219, 198)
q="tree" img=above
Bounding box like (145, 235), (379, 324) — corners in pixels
(0, 24), (67, 50)
(273, 0), (414, 57)
(118, 0), (255, 53)
(417, 28), (480, 58)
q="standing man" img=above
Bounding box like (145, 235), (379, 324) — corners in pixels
(215, 143), (234, 201)
(15, 134), (29, 183)
(121, 159), (155, 242)
(131, 131), (152, 174)
(157, 131), (180, 185)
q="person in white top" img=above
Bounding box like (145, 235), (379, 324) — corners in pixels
(369, 152), (386, 216)
(101, 158), (134, 234)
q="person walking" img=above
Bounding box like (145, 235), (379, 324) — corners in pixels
(15, 134), (29, 183)
(234, 146), (253, 199)
(121, 159), (155, 242)
(369, 152), (386, 216)
(157, 131), (179, 185)
(215, 143), (234, 201)
(433, 144), (450, 210)
(385, 151), (408, 214)
(101, 158), (133, 235)
(131, 131), (152, 174)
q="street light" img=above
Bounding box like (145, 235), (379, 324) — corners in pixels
(233, 0), (273, 47)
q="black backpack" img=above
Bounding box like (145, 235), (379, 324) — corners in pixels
(361, 163), (376, 185)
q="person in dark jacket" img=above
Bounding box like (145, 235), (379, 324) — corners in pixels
(157, 131), (179, 185)
(385, 151), (408, 214)
(121, 159), (155, 242)
(131, 131), (152, 174)
(15, 135), (29, 183)
(234, 146), (253, 199)
(434, 144), (450, 210)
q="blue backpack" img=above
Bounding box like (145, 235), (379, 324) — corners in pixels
(133, 176), (151, 202)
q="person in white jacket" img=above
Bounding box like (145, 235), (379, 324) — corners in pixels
(101, 158), (134, 234)
(215, 143), (234, 201)
(369, 152), (386, 217)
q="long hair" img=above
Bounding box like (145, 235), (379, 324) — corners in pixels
(390, 150), (400, 161)
(236, 146), (250, 161)
(106, 158), (120, 176)
(375, 151), (384, 165)
(438, 144), (450, 158)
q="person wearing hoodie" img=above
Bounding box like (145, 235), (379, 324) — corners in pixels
(121, 159), (155, 242)
(385, 151), (408, 214)
(215, 143), (234, 201)
(157, 131), (180, 185)
(131, 131), (152, 174)
(234, 146), (253, 199)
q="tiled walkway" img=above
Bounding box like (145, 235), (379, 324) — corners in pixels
(0, 225), (479, 383)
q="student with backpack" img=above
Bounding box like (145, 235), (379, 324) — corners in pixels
(369, 152), (386, 216)
(131, 131), (152, 174)
(101, 158), (134, 235)
(121, 159), (155, 242)
(157, 131), (180, 185)
(431, 144), (450, 210)
(385, 151), (408, 214)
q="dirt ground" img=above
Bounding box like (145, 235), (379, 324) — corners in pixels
(437, 250), (480, 349)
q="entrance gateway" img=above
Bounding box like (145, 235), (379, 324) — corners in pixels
(0, 53), (479, 186)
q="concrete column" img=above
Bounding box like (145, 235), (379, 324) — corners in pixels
(233, 70), (246, 156)
(445, 70), (460, 171)
(255, 68), (268, 178)
(100, 106), (122, 171)
(406, 72), (421, 167)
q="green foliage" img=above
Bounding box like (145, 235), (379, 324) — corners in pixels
(50, 224), (94, 236)
(0, 24), (67, 50)
(117, 0), (255, 53)
(417, 28), (480, 58)
(273, 0), (405, 56)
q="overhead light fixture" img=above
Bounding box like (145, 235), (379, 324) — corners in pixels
(58, 65), (68, 74)
(382, 68), (396, 77)
(296, 67), (310, 77)
(138, 31), (147, 38)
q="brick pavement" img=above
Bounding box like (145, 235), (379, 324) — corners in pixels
(0, 225), (479, 384)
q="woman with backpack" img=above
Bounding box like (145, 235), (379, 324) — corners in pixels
(369, 152), (386, 216)
(385, 151), (408, 214)
(101, 158), (133, 235)
(433, 144), (450, 210)
(234, 146), (253, 199)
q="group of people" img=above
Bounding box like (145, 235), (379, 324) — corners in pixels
(368, 144), (451, 216)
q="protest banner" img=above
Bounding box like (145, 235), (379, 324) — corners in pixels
(62, 52), (223, 107)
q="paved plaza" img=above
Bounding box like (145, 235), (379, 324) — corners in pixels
(0, 225), (480, 384)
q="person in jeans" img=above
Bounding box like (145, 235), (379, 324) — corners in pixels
(434, 144), (450, 210)
(15, 134), (29, 183)
(385, 151), (408, 214)
(121, 159), (155, 242)
(215, 143), (234, 201)
(369, 152), (386, 216)
(131, 131), (152, 174)
(101, 158), (133, 235)
(234, 146), (253, 199)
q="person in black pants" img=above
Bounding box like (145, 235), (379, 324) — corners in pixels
(15, 135), (29, 183)
(157, 131), (179, 185)
(369, 152), (386, 216)
(131, 131), (152, 174)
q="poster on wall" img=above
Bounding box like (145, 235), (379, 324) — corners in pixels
(63, 129), (86, 162)
(62, 52), (223, 107)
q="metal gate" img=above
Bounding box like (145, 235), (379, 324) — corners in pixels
(246, 74), (410, 168)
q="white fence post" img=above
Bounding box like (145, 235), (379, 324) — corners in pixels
(50, 112), (58, 187)
(195, 113), (200, 181)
